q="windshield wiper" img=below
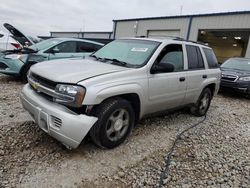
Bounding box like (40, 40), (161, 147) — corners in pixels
(102, 58), (128, 66)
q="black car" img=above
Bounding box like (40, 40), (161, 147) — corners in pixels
(220, 58), (250, 96)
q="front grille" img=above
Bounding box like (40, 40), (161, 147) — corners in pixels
(221, 74), (238, 82)
(38, 92), (53, 102)
(28, 72), (57, 101)
(30, 73), (57, 90)
(51, 116), (62, 128)
(0, 62), (8, 70)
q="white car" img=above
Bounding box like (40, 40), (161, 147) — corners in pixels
(0, 23), (35, 52)
(0, 31), (21, 51)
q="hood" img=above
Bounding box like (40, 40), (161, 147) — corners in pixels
(30, 58), (130, 83)
(221, 67), (250, 77)
(4, 23), (34, 47)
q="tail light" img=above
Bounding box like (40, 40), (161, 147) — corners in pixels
(10, 43), (21, 49)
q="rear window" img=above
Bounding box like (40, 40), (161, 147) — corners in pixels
(203, 48), (219, 68)
(186, 45), (205, 70)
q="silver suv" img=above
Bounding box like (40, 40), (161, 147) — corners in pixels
(20, 38), (221, 149)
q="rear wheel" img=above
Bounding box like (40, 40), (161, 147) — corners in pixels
(190, 88), (212, 117)
(89, 98), (135, 149)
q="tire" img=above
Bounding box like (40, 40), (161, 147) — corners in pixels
(89, 98), (135, 149)
(20, 64), (32, 82)
(190, 88), (212, 117)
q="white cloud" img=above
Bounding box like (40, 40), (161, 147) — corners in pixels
(0, 0), (249, 37)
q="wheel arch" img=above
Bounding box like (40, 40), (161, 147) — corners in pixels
(94, 93), (141, 123)
(204, 83), (216, 97)
(19, 61), (38, 75)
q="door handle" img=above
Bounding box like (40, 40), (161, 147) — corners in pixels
(179, 77), (185, 82)
(202, 75), (207, 79)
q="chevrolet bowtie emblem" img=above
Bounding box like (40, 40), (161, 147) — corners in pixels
(32, 82), (39, 90)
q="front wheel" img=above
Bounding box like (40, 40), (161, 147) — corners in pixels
(89, 98), (135, 149)
(190, 88), (212, 117)
(20, 64), (32, 82)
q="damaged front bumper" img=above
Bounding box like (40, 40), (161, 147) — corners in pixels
(20, 84), (98, 149)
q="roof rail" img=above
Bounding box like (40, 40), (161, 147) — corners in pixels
(136, 35), (208, 46)
(173, 38), (208, 46)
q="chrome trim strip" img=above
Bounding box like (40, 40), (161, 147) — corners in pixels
(221, 74), (238, 82)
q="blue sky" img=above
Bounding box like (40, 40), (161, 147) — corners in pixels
(0, 0), (250, 37)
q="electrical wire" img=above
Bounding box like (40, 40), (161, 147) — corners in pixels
(158, 115), (207, 187)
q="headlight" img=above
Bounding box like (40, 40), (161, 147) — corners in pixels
(54, 84), (86, 107)
(239, 76), (250, 81)
(4, 54), (27, 62)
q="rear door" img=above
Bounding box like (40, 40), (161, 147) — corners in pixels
(185, 45), (207, 103)
(148, 43), (187, 113)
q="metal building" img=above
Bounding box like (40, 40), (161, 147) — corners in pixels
(50, 31), (113, 39)
(113, 11), (250, 63)
(49, 31), (113, 44)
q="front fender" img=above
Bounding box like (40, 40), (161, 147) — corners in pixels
(28, 54), (48, 63)
(83, 83), (147, 117)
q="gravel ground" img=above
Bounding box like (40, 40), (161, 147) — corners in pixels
(0, 75), (249, 188)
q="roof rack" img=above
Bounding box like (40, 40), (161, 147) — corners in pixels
(136, 35), (209, 46)
(173, 38), (208, 46)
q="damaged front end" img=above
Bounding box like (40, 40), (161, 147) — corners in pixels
(20, 72), (98, 149)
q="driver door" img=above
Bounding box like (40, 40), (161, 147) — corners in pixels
(148, 44), (187, 114)
(48, 41), (77, 60)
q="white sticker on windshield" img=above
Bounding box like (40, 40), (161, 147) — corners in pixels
(131, 47), (148, 52)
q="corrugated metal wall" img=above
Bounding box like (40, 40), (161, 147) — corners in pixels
(51, 32), (112, 39)
(115, 18), (189, 38)
(189, 14), (250, 41)
(114, 13), (250, 58)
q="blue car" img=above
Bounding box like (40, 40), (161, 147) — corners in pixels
(0, 37), (103, 81)
(220, 57), (250, 97)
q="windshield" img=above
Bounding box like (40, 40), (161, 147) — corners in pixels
(221, 58), (250, 71)
(29, 38), (62, 51)
(92, 39), (160, 67)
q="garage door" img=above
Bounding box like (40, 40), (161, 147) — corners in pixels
(148, 30), (180, 38)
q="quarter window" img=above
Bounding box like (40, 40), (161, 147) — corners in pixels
(155, 44), (184, 72)
(203, 48), (219, 68)
(186, 45), (205, 70)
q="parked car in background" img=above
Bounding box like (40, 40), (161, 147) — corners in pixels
(20, 38), (221, 150)
(0, 38), (104, 81)
(0, 31), (22, 51)
(0, 23), (37, 52)
(220, 57), (250, 96)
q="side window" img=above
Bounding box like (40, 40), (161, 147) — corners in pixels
(203, 48), (219, 68)
(155, 44), (184, 72)
(186, 45), (205, 70)
(53, 41), (76, 53)
(77, 42), (100, 53)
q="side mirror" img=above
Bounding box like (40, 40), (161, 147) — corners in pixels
(151, 63), (174, 74)
(51, 48), (60, 54)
